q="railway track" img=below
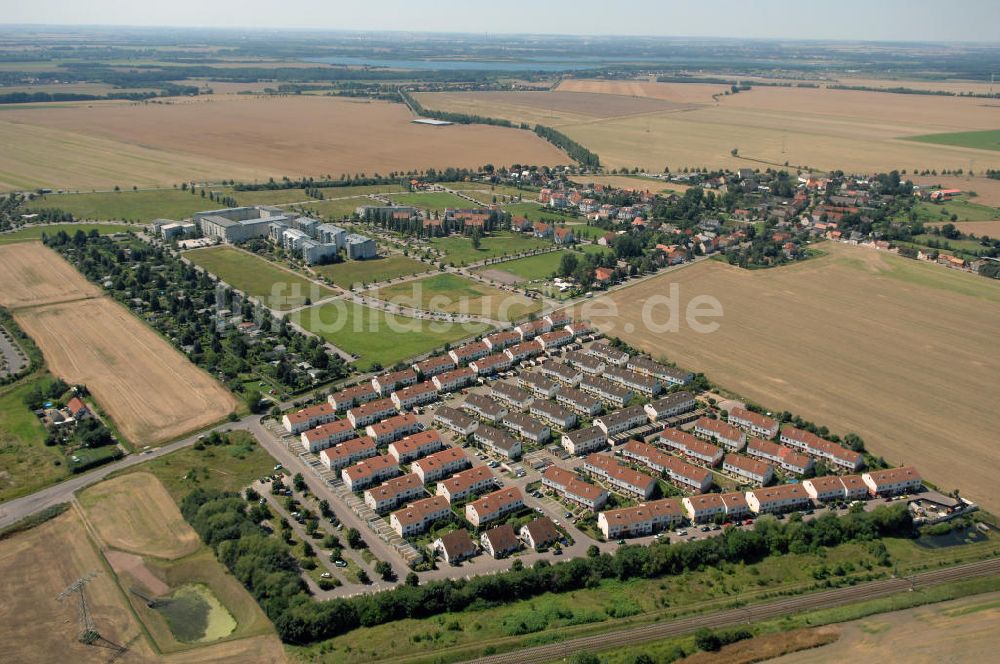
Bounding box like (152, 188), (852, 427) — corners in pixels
(463, 557), (1000, 664)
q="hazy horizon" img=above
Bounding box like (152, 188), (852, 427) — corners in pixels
(1, 0), (999, 43)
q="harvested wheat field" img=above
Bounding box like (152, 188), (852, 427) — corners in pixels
(16, 297), (238, 446)
(0, 242), (101, 309)
(587, 243), (1000, 513)
(926, 220), (1000, 237)
(0, 94), (567, 191)
(0, 510), (146, 664)
(79, 472), (201, 559)
(773, 592), (1000, 664)
(417, 82), (1000, 174)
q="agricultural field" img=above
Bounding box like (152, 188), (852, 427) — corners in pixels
(291, 300), (489, 370)
(897, 198), (1000, 223)
(775, 592), (1000, 664)
(0, 444), (285, 663)
(16, 297), (239, 447)
(312, 254), (431, 288)
(926, 220), (1000, 237)
(386, 191), (474, 212)
(588, 242), (1000, 513)
(0, 241), (101, 308)
(0, 222), (134, 244)
(908, 129), (1000, 152)
(0, 509), (152, 664)
(0, 95), (567, 191)
(374, 273), (541, 322)
(25, 189), (227, 222)
(416, 82), (1000, 174)
(911, 175), (1000, 207)
(430, 231), (551, 265)
(78, 472), (202, 559)
(0, 243), (239, 447)
(300, 196), (373, 220)
(185, 246), (335, 310)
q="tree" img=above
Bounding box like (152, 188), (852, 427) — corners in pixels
(356, 569), (371, 584)
(345, 527), (363, 549)
(586, 544), (600, 558)
(405, 571), (420, 587)
(558, 252), (579, 278)
(293, 473), (307, 493)
(471, 229), (482, 250)
(374, 560), (394, 581)
(569, 654), (601, 664)
(694, 628), (722, 651)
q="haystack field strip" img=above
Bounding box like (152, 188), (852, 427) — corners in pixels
(0, 241), (101, 309)
(15, 297), (239, 446)
(774, 591), (1000, 664)
(416, 82), (1000, 174)
(78, 472), (202, 560)
(588, 242), (1000, 514)
(0, 94), (568, 191)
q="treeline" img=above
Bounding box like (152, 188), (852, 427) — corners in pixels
(0, 308), (43, 386)
(0, 84), (201, 105)
(181, 486), (912, 645)
(231, 169), (486, 192)
(400, 90), (525, 128)
(534, 124), (601, 168)
(986, 170), (1000, 180)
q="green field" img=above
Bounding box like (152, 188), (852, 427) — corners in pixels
(185, 246), (334, 311)
(291, 300), (489, 370)
(577, 242), (613, 256)
(25, 189), (225, 222)
(387, 191), (475, 212)
(300, 197), (370, 220)
(502, 202), (578, 223)
(479, 251), (564, 282)
(317, 184), (408, 197)
(313, 255), (430, 288)
(289, 530), (998, 664)
(375, 273), (541, 322)
(0, 374), (68, 502)
(897, 198), (1000, 223)
(0, 223), (134, 244)
(430, 232), (551, 266)
(570, 224), (611, 241)
(908, 129), (1000, 152)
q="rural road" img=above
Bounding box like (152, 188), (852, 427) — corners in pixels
(459, 556), (1000, 664)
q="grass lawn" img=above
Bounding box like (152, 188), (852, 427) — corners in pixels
(318, 184), (408, 197)
(25, 189), (223, 223)
(289, 529), (998, 664)
(908, 129), (1000, 152)
(571, 225), (612, 241)
(0, 223), (134, 244)
(502, 202), (579, 223)
(374, 273), (541, 322)
(313, 255), (431, 288)
(577, 243), (613, 256)
(910, 233), (988, 252)
(0, 373), (69, 502)
(387, 191), (475, 212)
(185, 246), (334, 311)
(430, 232), (551, 266)
(231, 188), (318, 206)
(300, 197), (371, 220)
(291, 301), (489, 370)
(479, 251), (564, 282)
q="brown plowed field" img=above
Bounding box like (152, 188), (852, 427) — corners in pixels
(0, 242), (238, 446)
(588, 242), (1000, 513)
(0, 95), (567, 191)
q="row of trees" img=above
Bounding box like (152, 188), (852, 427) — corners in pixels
(181, 483), (913, 645)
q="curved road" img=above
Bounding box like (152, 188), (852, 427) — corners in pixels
(460, 556), (1000, 664)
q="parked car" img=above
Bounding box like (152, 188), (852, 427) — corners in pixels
(334, 560), (348, 568)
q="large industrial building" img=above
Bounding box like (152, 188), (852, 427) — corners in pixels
(193, 205), (375, 264)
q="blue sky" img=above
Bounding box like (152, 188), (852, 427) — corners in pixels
(2, 0), (999, 42)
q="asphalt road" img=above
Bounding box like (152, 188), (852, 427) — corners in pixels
(461, 556), (1000, 664)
